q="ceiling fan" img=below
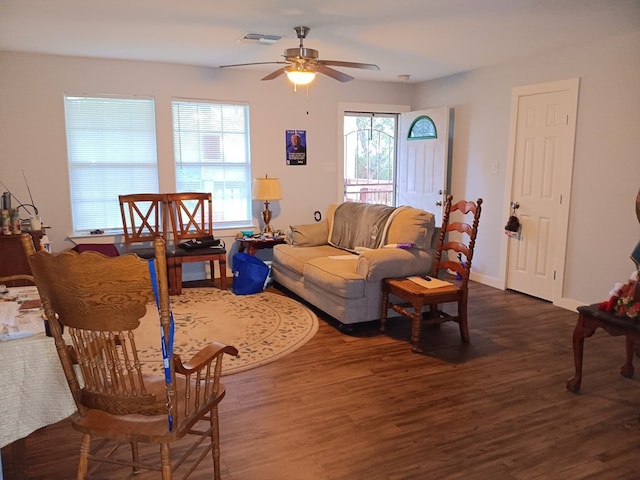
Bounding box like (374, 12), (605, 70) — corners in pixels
(220, 26), (380, 84)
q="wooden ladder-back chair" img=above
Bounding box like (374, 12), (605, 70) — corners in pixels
(166, 192), (227, 295)
(21, 234), (238, 480)
(119, 193), (168, 259)
(380, 195), (483, 352)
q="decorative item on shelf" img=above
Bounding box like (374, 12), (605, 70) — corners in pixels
(1, 209), (10, 235)
(252, 175), (282, 234)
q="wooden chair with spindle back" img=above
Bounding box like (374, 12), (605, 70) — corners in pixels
(165, 192), (228, 294)
(21, 234), (238, 479)
(380, 195), (483, 352)
(119, 193), (169, 259)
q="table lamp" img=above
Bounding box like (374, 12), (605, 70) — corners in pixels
(253, 175), (282, 233)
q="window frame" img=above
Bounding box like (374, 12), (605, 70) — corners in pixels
(172, 98), (252, 229)
(64, 94), (159, 235)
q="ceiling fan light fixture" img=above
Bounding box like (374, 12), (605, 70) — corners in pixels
(285, 68), (316, 85)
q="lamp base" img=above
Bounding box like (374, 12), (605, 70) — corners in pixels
(262, 201), (274, 234)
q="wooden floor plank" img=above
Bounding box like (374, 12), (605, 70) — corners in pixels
(2, 281), (640, 479)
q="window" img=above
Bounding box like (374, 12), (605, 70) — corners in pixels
(64, 95), (158, 234)
(172, 100), (251, 227)
(343, 112), (397, 206)
(408, 115), (437, 139)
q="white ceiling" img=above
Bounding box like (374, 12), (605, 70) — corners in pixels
(1, 0), (639, 83)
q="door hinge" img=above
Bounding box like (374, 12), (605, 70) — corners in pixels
(553, 270), (556, 280)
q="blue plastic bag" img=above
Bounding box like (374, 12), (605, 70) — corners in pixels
(232, 253), (270, 295)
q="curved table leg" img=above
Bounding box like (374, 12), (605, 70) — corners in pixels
(621, 336), (635, 378)
(566, 313), (596, 393)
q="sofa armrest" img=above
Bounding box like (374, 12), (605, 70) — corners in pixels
(356, 248), (435, 281)
(287, 220), (328, 247)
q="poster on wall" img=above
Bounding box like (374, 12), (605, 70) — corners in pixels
(285, 130), (307, 166)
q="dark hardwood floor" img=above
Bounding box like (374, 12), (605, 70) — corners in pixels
(3, 282), (640, 479)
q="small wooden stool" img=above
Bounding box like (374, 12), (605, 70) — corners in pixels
(566, 304), (640, 393)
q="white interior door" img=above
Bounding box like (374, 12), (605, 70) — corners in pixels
(506, 79), (579, 302)
(397, 107), (450, 225)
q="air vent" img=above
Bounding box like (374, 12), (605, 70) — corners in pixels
(240, 33), (282, 45)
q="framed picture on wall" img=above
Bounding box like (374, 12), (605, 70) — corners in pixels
(285, 130), (307, 165)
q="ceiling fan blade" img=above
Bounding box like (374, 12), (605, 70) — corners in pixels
(219, 61), (287, 69)
(321, 60), (380, 71)
(261, 67), (287, 81)
(314, 64), (353, 83)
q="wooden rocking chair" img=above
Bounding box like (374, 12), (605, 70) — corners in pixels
(21, 234), (238, 479)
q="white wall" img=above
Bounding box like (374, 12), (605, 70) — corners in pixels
(0, 51), (412, 251)
(2, 29), (639, 307)
(413, 31), (640, 307)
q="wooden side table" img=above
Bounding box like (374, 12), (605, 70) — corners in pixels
(237, 237), (286, 256)
(566, 304), (640, 393)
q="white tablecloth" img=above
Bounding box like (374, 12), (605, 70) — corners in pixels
(0, 332), (77, 449)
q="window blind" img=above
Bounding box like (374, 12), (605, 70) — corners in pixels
(64, 95), (159, 233)
(173, 100), (251, 227)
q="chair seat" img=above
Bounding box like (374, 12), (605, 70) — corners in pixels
(71, 375), (227, 443)
(172, 247), (227, 258)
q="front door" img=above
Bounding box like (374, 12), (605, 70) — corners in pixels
(506, 79), (579, 302)
(396, 107), (450, 226)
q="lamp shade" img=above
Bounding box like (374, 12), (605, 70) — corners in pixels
(252, 177), (282, 201)
(285, 69), (316, 86)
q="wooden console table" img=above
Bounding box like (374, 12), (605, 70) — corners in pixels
(0, 232), (43, 283)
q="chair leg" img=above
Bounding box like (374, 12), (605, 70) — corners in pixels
(160, 443), (172, 480)
(218, 256), (227, 290)
(210, 406), (222, 480)
(131, 441), (140, 474)
(77, 434), (91, 480)
(458, 296), (470, 343)
(380, 285), (389, 332)
(409, 299), (425, 353)
(171, 263), (183, 295)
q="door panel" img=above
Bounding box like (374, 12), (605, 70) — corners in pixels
(397, 107), (450, 225)
(507, 86), (578, 301)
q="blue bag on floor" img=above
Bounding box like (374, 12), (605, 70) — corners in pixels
(232, 252), (270, 295)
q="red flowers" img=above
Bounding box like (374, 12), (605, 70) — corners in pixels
(598, 272), (640, 319)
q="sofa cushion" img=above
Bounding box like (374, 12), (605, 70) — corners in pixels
(287, 220), (328, 247)
(386, 207), (435, 249)
(303, 255), (364, 299)
(272, 244), (341, 276)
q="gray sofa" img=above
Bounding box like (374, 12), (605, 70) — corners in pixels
(272, 202), (438, 326)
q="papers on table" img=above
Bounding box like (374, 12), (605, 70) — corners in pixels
(0, 302), (19, 325)
(0, 286), (45, 340)
(407, 275), (454, 289)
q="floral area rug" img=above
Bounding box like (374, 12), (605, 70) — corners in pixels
(135, 288), (318, 376)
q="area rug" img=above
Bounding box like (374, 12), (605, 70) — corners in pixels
(135, 288), (318, 376)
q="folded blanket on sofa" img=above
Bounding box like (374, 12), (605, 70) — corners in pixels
(329, 202), (398, 252)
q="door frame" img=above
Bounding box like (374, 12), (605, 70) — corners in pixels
(500, 78), (580, 306)
(337, 102), (410, 203)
